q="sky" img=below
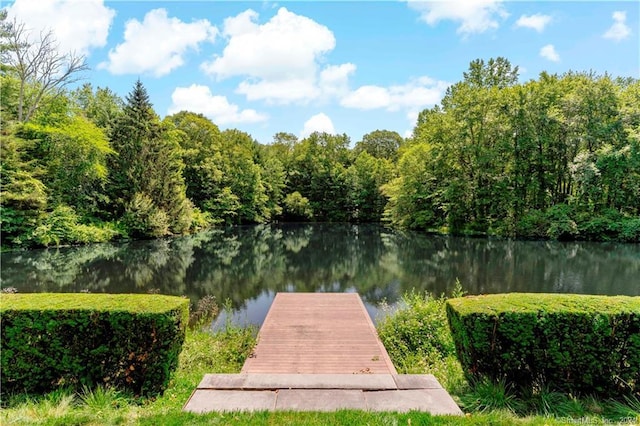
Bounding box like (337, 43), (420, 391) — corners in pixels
(4, 0), (639, 145)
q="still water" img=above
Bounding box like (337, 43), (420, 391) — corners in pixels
(2, 224), (639, 325)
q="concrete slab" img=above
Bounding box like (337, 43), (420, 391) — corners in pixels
(393, 374), (443, 390)
(183, 390), (276, 413)
(275, 389), (367, 411)
(364, 389), (463, 415)
(197, 374), (247, 389)
(243, 373), (397, 390)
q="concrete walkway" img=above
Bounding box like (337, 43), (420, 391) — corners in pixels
(183, 373), (462, 414)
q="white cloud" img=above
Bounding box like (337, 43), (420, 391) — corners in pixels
(603, 11), (631, 42)
(168, 84), (267, 125)
(237, 79), (320, 104)
(515, 14), (551, 32)
(407, 0), (508, 36)
(100, 9), (217, 77)
(202, 7), (350, 104)
(539, 44), (560, 62)
(341, 76), (449, 112)
(319, 63), (357, 99)
(6, 0), (115, 55)
(341, 86), (391, 110)
(301, 113), (335, 137)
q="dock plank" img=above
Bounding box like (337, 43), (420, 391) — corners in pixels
(241, 293), (397, 374)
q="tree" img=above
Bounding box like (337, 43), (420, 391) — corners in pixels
(17, 115), (113, 215)
(108, 80), (192, 237)
(0, 13), (88, 123)
(71, 83), (124, 132)
(354, 130), (404, 161)
(288, 132), (352, 221)
(0, 127), (47, 246)
(347, 151), (395, 222)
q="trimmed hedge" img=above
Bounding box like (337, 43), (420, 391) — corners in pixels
(1, 293), (189, 397)
(446, 293), (640, 397)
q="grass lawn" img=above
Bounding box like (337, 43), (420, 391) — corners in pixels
(2, 293), (639, 425)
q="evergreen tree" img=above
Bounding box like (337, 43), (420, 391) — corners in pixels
(107, 80), (192, 237)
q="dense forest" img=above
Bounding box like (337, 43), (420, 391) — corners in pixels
(1, 15), (639, 247)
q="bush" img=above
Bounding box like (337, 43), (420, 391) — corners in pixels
(122, 192), (169, 238)
(515, 209), (547, 239)
(617, 217), (640, 243)
(378, 291), (456, 366)
(30, 205), (119, 247)
(545, 204), (578, 240)
(282, 191), (313, 221)
(446, 293), (640, 397)
(1, 293), (189, 397)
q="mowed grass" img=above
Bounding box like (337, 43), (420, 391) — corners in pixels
(2, 293), (639, 425)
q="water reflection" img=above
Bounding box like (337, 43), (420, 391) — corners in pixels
(2, 224), (639, 325)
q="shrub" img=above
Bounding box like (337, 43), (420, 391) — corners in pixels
(545, 204), (578, 240)
(1, 293), (189, 397)
(618, 217), (640, 243)
(515, 209), (547, 239)
(122, 192), (169, 238)
(446, 293), (640, 397)
(30, 205), (119, 247)
(283, 191), (313, 220)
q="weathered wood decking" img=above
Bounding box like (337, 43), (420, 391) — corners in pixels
(241, 292), (397, 375)
(184, 292), (462, 414)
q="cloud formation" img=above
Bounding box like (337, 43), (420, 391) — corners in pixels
(168, 84), (267, 125)
(301, 113), (335, 137)
(201, 7), (353, 104)
(603, 11), (631, 42)
(100, 9), (217, 76)
(407, 0), (508, 36)
(341, 77), (449, 112)
(540, 44), (560, 62)
(515, 14), (551, 32)
(6, 0), (115, 55)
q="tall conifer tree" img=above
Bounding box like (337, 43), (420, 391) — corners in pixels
(107, 80), (191, 237)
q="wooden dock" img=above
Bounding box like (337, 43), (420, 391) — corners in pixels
(241, 293), (396, 374)
(184, 292), (462, 414)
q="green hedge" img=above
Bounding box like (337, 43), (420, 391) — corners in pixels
(1, 293), (189, 397)
(446, 293), (640, 397)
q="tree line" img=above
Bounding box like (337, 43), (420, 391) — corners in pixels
(1, 14), (638, 246)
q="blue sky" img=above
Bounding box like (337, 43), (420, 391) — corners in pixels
(5, 1), (639, 144)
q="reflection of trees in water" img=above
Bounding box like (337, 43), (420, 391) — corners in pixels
(2, 226), (639, 312)
(385, 235), (640, 296)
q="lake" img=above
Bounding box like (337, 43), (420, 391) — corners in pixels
(2, 223), (638, 326)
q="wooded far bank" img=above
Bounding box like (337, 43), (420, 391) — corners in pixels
(2, 35), (639, 247)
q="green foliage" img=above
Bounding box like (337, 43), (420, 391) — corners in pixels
(377, 287), (466, 392)
(346, 151), (395, 222)
(378, 290), (456, 366)
(0, 293), (189, 397)
(460, 379), (525, 414)
(122, 192), (170, 238)
(446, 293), (640, 397)
(31, 205), (119, 246)
(71, 83), (124, 132)
(287, 132), (352, 221)
(108, 81), (192, 236)
(387, 59), (639, 241)
(354, 129), (404, 161)
(17, 116), (113, 214)
(282, 191), (313, 221)
(544, 204), (578, 240)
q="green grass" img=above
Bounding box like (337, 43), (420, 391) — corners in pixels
(2, 292), (639, 425)
(376, 286), (640, 424)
